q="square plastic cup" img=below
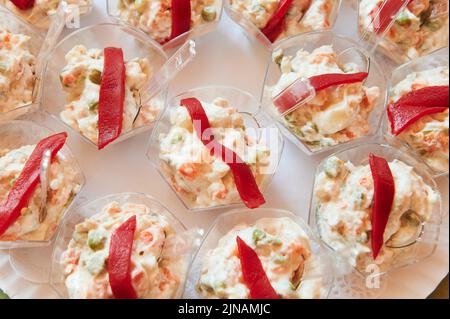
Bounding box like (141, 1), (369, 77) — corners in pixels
(0, 9), (45, 122)
(0, 0), (92, 31)
(183, 207), (335, 299)
(225, 0), (342, 48)
(357, 0), (449, 63)
(147, 85), (284, 212)
(309, 142), (443, 276)
(49, 192), (193, 299)
(40, 23), (169, 149)
(382, 48), (449, 178)
(106, 0), (224, 51)
(261, 30), (387, 156)
(0, 120), (85, 249)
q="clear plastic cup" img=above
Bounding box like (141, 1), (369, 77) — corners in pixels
(357, 0), (449, 63)
(147, 85), (284, 212)
(41, 23), (169, 149)
(106, 0), (224, 51)
(261, 30), (387, 156)
(0, 9), (45, 122)
(183, 207), (335, 299)
(225, 0), (342, 48)
(0, 120), (85, 249)
(382, 48), (449, 177)
(50, 192), (199, 299)
(309, 142), (443, 276)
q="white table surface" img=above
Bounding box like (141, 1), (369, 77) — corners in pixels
(0, 0), (448, 299)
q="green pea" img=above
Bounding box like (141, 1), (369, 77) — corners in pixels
(202, 6), (217, 22)
(87, 230), (106, 251)
(89, 69), (102, 85)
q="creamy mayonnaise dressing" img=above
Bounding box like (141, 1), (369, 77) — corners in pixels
(359, 0), (449, 60)
(314, 156), (440, 272)
(197, 217), (326, 299)
(59, 45), (162, 145)
(61, 201), (184, 299)
(159, 97), (271, 209)
(1, 0), (90, 29)
(0, 145), (81, 242)
(230, 0), (337, 41)
(268, 45), (380, 151)
(0, 28), (36, 114)
(117, 0), (218, 44)
(389, 66), (449, 174)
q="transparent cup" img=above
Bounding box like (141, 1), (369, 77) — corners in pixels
(41, 23), (169, 149)
(0, 9), (45, 122)
(357, 0), (449, 63)
(309, 143), (443, 277)
(106, 0), (224, 51)
(50, 192), (200, 299)
(225, 0), (342, 48)
(183, 208), (335, 299)
(261, 30), (387, 156)
(147, 85), (284, 212)
(382, 48), (449, 178)
(0, 0), (92, 30)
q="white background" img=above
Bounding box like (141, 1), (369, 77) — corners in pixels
(0, 0), (448, 298)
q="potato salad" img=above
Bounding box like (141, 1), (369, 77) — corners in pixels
(59, 45), (162, 145)
(268, 45), (380, 151)
(389, 66), (449, 174)
(159, 97), (271, 209)
(359, 0), (449, 60)
(117, 0), (219, 44)
(0, 28), (36, 114)
(314, 156), (440, 272)
(61, 201), (184, 299)
(230, 0), (337, 41)
(0, 145), (81, 242)
(197, 217), (326, 299)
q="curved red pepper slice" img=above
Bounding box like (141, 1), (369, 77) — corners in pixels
(369, 153), (395, 260)
(180, 98), (266, 209)
(274, 72), (369, 114)
(170, 0), (191, 41)
(236, 236), (280, 299)
(370, 0), (410, 34)
(108, 215), (137, 299)
(0, 132), (67, 237)
(261, 0), (294, 43)
(9, 0), (35, 10)
(98, 47), (126, 150)
(387, 86), (449, 135)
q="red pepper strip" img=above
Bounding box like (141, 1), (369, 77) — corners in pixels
(180, 98), (266, 209)
(0, 132), (67, 237)
(9, 0), (35, 10)
(369, 153), (395, 260)
(170, 0), (191, 40)
(274, 72), (369, 114)
(387, 86), (449, 135)
(370, 0), (411, 34)
(236, 236), (280, 299)
(261, 0), (294, 43)
(108, 215), (138, 299)
(98, 47), (126, 150)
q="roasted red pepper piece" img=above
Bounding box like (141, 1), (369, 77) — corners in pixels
(170, 0), (192, 40)
(261, 0), (294, 43)
(98, 47), (126, 150)
(0, 132), (67, 237)
(370, 0), (411, 34)
(387, 86), (449, 135)
(9, 0), (35, 10)
(108, 215), (137, 299)
(236, 236), (280, 299)
(369, 153), (395, 260)
(180, 98), (266, 209)
(274, 72), (369, 114)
